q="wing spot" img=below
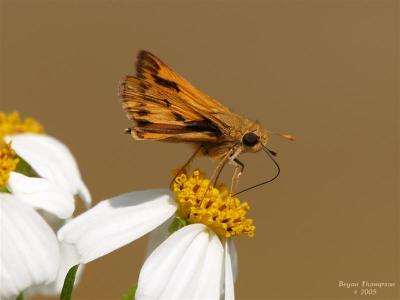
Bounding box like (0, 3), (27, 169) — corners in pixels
(135, 130), (145, 139)
(173, 112), (185, 121)
(138, 51), (160, 71)
(138, 82), (148, 93)
(137, 109), (150, 116)
(185, 120), (221, 134)
(163, 99), (171, 107)
(136, 51), (161, 78)
(152, 74), (180, 92)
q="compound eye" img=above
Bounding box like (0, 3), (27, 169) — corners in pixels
(242, 132), (259, 146)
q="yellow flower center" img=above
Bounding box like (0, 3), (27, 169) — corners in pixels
(0, 111), (44, 140)
(172, 170), (255, 238)
(0, 142), (19, 187)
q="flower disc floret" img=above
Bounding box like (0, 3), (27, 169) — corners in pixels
(0, 142), (19, 186)
(172, 170), (255, 238)
(0, 111), (44, 140)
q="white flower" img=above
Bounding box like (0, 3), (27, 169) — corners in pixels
(0, 193), (60, 300)
(59, 171), (254, 299)
(59, 190), (236, 299)
(0, 112), (91, 299)
(136, 223), (237, 300)
(4, 133), (91, 208)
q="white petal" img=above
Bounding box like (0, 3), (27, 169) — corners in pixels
(224, 239), (236, 300)
(58, 189), (176, 263)
(76, 180), (91, 208)
(136, 224), (224, 300)
(0, 194), (60, 299)
(25, 242), (84, 297)
(8, 172), (75, 219)
(5, 133), (91, 205)
(228, 239), (238, 282)
(25, 218), (83, 297)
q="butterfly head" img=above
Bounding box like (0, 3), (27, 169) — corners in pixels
(241, 122), (269, 153)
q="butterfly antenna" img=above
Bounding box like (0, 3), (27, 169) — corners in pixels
(269, 131), (295, 141)
(233, 145), (280, 196)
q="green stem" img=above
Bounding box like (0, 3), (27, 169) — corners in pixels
(16, 292), (24, 300)
(60, 265), (79, 300)
(120, 285), (137, 300)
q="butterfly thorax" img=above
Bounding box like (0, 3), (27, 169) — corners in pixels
(200, 116), (269, 159)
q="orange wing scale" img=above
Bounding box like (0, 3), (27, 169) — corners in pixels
(119, 51), (234, 142)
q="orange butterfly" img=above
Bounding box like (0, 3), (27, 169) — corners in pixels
(119, 51), (293, 195)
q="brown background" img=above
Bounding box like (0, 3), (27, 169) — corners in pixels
(1, 0), (399, 299)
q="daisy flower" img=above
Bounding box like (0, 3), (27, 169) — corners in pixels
(1, 112), (91, 209)
(59, 170), (254, 299)
(0, 112), (91, 299)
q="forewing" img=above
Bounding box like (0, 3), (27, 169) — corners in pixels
(120, 76), (221, 142)
(135, 51), (233, 131)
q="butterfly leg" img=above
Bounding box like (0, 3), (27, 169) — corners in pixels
(209, 148), (235, 187)
(170, 145), (204, 189)
(212, 146), (242, 186)
(198, 148), (234, 202)
(229, 158), (245, 196)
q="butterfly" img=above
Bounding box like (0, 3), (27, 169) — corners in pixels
(119, 51), (293, 195)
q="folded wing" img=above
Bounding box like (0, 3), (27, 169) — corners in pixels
(119, 51), (235, 142)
